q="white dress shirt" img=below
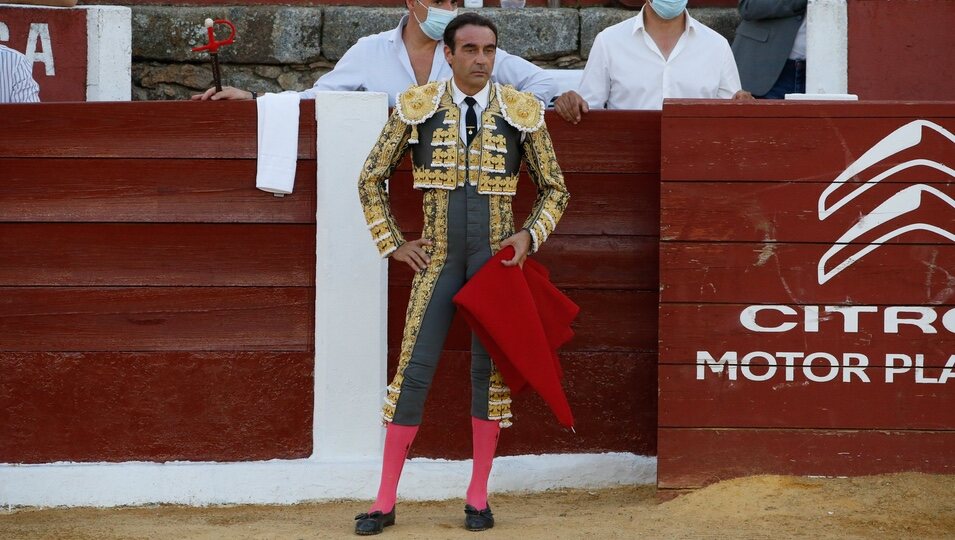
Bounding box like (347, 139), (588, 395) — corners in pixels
(450, 79), (490, 143)
(303, 15), (556, 106)
(789, 19), (807, 60)
(0, 45), (40, 104)
(578, 7), (741, 111)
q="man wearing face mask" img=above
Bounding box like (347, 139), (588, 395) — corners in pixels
(193, 0), (555, 106)
(553, 0), (751, 122)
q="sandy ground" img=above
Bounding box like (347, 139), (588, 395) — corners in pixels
(2, 473), (954, 539)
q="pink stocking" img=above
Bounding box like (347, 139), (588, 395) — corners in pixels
(370, 423), (419, 513)
(466, 417), (500, 510)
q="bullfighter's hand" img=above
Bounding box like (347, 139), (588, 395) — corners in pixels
(392, 238), (433, 273)
(500, 230), (531, 268)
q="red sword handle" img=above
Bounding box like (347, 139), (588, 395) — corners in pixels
(192, 18), (237, 92)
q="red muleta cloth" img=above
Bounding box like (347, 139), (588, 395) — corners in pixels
(452, 246), (580, 428)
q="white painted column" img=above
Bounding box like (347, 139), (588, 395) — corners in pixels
(806, 0), (848, 94)
(313, 92), (390, 461)
(83, 6), (131, 101)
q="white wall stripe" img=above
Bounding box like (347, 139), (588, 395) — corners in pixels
(0, 454), (656, 507)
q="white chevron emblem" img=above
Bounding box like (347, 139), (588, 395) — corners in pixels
(817, 120), (955, 285)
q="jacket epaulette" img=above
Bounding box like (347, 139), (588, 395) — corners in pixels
(395, 81), (444, 126)
(495, 83), (545, 133)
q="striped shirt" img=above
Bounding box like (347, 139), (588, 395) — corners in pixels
(0, 45), (41, 103)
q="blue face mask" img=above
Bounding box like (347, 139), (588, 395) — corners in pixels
(414, 0), (459, 41)
(649, 0), (687, 20)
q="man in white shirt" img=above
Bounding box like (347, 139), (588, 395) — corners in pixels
(554, 0), (750, 122)
(193, 0), (555, 106)
(0, 45), (40, 103)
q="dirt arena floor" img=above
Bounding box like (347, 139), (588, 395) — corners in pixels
(2, 473), (954, 539)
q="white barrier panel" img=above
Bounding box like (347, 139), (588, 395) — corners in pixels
(313, 91), (390, 461)
(806, 0), (848, 94)
(84, 5), (131, 101)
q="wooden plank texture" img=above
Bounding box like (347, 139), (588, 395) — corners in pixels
(659, 363), (955, 430)
(661, 114), (955, 181)
(0, 101), (316, 159)
(390, 288), (659, 353)
(0, 352), (313, 463)
(847, 1), (955, 100)
(661, 181), (955, 242)
(657, 428), (955, 489)
(660, 242), (955, 305)
(659, 303), (955, 367)
(0, 287), (313, 352)
(0, 158), (316, 223)
(393, 351), (658, 459)
(0, 223), (315, 286)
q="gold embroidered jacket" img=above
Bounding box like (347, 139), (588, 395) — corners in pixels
(358, 80), (569, 257)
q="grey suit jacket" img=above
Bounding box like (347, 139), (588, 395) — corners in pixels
(732, 0), (807, 96)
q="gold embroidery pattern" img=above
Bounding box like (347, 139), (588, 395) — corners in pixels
(431, 147), (457, 168)
(487, 365), (513, 428)
(358, 110), (412, 257)
(396, 81), (443, 123)
(412, 163), (456, 189)
(482, 133), (508, 153)
(486, 195), (515, 427)
(382, 188), (451, 424)
(412, 93), (461, 191)
(480, 174), (519, 195)
(496, 83), (545, 133)
(488, 194), (516, 253)
(521, 123), (569, 253)
(475, 89), (517, 195)
(430, 126), (456, 147)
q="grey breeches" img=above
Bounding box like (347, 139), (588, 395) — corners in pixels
(391, 183), (494, 426)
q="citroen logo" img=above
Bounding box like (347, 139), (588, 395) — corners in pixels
(817, 120), (955, 285)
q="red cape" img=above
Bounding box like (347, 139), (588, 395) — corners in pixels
(452, 247), (579, 428)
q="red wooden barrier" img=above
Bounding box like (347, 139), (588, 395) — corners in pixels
(1, 103), (663, 464)
(0, 101), (316, 463)
(658, 100), (955, 490)
(848, 0), (955, 100)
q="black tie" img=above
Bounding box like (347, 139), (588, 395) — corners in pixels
(464, 96), (478, 146)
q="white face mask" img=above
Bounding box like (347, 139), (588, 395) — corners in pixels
(649, 0), (687, 19)
(413, 0), (459, 41)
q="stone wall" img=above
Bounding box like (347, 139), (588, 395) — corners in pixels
(133, 5), (739, 100)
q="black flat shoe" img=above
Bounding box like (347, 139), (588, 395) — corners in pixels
(354, 507), (396, 535)
(464, 503), (494, 531)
